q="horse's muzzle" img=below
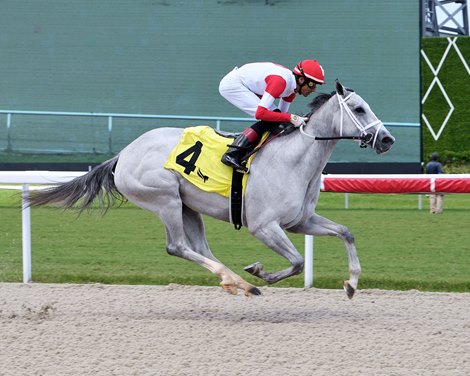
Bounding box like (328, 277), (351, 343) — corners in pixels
(374, 129), (395, 154)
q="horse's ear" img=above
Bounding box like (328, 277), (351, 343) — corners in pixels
(335, 79), (345, 96)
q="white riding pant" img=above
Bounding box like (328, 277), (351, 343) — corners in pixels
(219, 67), (276, 117)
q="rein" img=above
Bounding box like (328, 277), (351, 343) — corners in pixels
(313, 135), (361, 141)
(310, 134), (372, 148)
(299, 124), (371, 147)
(243, 89), (382, 162)
(241, 127), (288, 162)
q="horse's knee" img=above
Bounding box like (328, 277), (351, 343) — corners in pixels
(339, 226), (355, 243)
(166, 243), (183, 257)
(292, 258), (304, 275)
(166, 246), (175, 256)
(345, 230), (355, 243)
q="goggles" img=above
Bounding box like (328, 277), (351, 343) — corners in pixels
(306, 80), (317, 89)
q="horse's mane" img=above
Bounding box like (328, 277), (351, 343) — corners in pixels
(274, 90), (343, 137)
(306, 91), (336, 117)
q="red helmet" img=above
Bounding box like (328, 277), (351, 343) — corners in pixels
(293, 60), (325, 84)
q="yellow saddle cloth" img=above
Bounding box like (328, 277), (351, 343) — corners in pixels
(164, 126), (252, 197)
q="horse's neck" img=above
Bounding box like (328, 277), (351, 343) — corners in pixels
(307, 95), (340, 139)
(255, 99), (339, 184)
(297, 101), (339, 177)
(258, 125), (335, 198)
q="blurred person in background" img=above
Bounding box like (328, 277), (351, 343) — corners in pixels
(426, 152), (444, 214)
(219, 59), (325, 173)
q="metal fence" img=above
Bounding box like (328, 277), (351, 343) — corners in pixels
(0, 109), (419, 154)
(0, 110), (257, 155)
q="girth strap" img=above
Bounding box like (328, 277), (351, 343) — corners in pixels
(230, 169), (244, 230)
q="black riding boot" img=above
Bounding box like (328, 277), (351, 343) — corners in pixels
(221, 134), (253, 173)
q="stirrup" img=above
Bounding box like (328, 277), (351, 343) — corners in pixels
(221, 155), (249, 174)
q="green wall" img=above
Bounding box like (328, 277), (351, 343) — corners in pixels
(0, 0), (420, 163)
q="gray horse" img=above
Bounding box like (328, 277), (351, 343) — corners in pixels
(28, 81), (394, 298)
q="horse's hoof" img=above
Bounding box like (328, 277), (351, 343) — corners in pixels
(343, 281), (356, 299)
(244, 262), (263, 276)
(245, 286), (262, 297)
(221, 283), (238, 295)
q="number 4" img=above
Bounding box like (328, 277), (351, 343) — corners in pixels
(175, 141), (203, 175)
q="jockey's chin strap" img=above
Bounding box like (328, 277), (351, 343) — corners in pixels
(300, 92), (384, 149)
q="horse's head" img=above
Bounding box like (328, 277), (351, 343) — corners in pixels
(333, 80), (395, 154)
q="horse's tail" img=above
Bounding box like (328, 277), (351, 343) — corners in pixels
(28, 156), (124, 213)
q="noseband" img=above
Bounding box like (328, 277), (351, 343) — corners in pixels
(300, 92), (384, 148)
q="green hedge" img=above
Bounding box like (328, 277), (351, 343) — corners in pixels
(421, 37), (470, 169)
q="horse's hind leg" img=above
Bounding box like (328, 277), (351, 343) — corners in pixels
(117, 171), (260, 296)
(182, 205), (218, 261)
(288, 213), (361, 299)
(163, 201), (261, 296)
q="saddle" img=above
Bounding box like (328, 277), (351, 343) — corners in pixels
(164, 125), (294, 229)
(215, 123), (294, 156)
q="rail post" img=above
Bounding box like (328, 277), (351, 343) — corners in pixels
(108, 116), (113, 154)
(21, 184), (32, 283)
(6, 113), (12, 152)
(304, 235), (314, 288)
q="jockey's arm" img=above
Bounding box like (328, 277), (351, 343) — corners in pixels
(255, 102), (291, 122)
(278, 95), (294, 113)
(255, 75), (294, 123)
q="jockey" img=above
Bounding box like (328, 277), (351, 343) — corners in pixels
(219, 59), (325, 173)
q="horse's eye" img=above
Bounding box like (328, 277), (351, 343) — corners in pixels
(355, 107), (365, 114)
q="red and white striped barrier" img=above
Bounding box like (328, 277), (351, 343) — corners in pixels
(321, 174), (470, 194)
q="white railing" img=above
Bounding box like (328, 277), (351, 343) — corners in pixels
(4, 172), (466, 287)
(0, 171), (86, 283)
(0, 109), (418, 154)
(0, 110), (256, 154)
(0, 109), (419, 128)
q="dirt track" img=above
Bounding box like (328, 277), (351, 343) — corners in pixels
(0, 283), (469, 376)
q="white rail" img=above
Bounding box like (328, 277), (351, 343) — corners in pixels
(1, 172), (467, 286)
(0, 109), (418, 154)
(0, 171), (86, 283)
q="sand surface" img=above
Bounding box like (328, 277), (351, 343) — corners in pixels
(0, 283), (469, 376)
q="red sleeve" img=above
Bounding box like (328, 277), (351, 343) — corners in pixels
(282, 92), (296, 103)
(264, 75), (287, 98)
(253, 75), (292, 122)
(255, 106), (291, 122)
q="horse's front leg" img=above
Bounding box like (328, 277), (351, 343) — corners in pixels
(244, 222), (304, 284)
(288, 213), (361, 299)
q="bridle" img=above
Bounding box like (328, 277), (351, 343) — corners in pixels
(300, 92), (384, 149)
